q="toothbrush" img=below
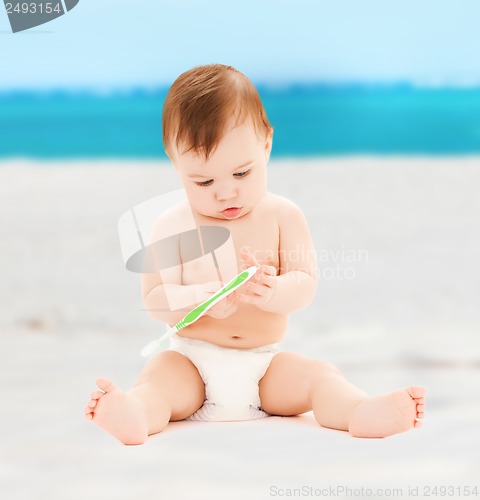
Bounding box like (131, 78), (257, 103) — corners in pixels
(140, 266), (258, 357)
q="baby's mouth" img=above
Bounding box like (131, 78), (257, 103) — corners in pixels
(222, 207), (242, 219)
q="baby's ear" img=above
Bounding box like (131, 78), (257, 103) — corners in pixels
(165, 145), (178, 166)
(264, 128), (274, 160)
(165, 151), (175, 164)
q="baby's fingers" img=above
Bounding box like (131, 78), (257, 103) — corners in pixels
(237, 288), (270, 305)
(256, 274), (276, 288)
(207, 291), (238, 318)
(246, 282), (270, 297)
(237, 293), (257, 304)
(260, 264), (277, 277)
(240, 247), (261, 268)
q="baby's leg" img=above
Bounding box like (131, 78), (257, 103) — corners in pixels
(84, 351), (205, 445)
(259, 352), (425, 438)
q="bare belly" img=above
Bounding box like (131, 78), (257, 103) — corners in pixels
(176, 302), (288, 348)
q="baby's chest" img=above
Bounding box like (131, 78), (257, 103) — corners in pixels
(230, 218), (280, 268)
(181, 214), (280, 284)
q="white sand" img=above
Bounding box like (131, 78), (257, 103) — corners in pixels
(1, 157), (479, 500)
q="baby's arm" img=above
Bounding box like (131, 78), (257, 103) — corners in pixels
(141, 210), (228, 325)
(239, 199), (317, 314)
(142, 270), (234, 324)
(142, 267), (201, 325)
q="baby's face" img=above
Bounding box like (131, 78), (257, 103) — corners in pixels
(170, 120), (272, 220)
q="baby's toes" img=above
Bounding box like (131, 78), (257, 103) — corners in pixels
(91, 390), (104, 401)
(84, 389), (106, 413)
(416, 404), (425, 419)
(408, 386), (425, 400)
(84, 404), (94, 419)
(87, 391), (103, 406)
(413, 395), (425, 405)
(96, 377), (116, 393)
(87, 398), (98, 409)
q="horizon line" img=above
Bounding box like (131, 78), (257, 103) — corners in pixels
(2, 79), (480, 97)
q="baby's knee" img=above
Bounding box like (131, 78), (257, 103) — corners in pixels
(310, 359), (342, 378)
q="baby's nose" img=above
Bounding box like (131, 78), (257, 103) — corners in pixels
(215, 185), (237, 201)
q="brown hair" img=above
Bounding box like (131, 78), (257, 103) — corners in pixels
(162, 64), (273, 161)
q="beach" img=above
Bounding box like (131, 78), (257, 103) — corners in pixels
(1, 157), (479, 500)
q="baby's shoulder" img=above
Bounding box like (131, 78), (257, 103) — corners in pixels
(149, 200), (192, 240)
(263, 192), (305, 220)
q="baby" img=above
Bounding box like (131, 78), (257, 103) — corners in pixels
(84, 64), (425, 445)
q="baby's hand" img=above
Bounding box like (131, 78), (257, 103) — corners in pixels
(238, 247), (277, 307)
(195, 281), (239, 320)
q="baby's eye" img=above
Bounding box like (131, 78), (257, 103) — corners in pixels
(196, 179), (213, 187)
(234, 169), (251, 179)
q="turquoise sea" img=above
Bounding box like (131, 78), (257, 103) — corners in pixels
(1, 84), (480, 158)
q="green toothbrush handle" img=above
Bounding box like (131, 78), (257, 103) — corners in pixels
(182, 268), (254, 324)
(141, 266), (257, 356)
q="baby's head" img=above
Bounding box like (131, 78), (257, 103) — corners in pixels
(162, 63), (272, 162)
(162, 64), (274, 220)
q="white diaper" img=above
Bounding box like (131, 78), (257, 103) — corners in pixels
(168, 332), (280, 422)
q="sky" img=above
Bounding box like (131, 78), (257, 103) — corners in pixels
(1, 0), (480, 91)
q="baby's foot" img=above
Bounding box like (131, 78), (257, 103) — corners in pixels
(348, 386), (425, 438)
(84, 378), (148, 445)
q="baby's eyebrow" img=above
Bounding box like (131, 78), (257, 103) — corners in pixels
(231, 160), (254, 172)
(187, 160), (254, 179)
